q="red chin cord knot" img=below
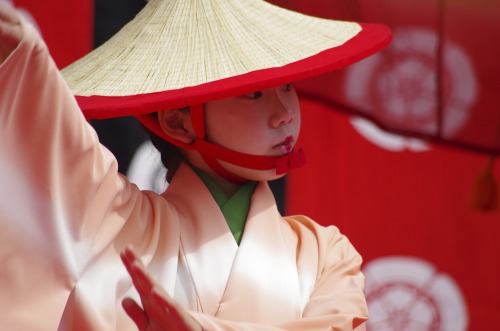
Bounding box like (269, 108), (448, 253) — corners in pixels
(275, 148), (306, 175)
(200, 147), (306, 184)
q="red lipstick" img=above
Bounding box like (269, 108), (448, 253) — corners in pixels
(273, 136), (294, 154)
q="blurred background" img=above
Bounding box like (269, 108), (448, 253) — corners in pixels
(7, 0), (499, 329)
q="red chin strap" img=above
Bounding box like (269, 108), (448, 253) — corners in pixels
(136, 104), (306, 183)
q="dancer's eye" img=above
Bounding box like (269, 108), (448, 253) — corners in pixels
(243, 91), (263, 100)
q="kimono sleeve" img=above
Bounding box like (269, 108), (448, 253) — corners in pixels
(188, 220), (368, 331)
(0, 19), (136, 330)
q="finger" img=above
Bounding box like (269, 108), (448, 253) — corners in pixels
(150, 288), (202, 330)
(130, 259), (156, 296)
(122, 297), (150, 331)
(120, 247), (197, 329)
(120, 246), (155, 311)
(149, 287), (177, 324)
(120, 245), (139, 266)
(120, 246), (153, 294)
(119, 246), (136, 274)
(0, 3), (21, 29)
(0, 20), (20, 40)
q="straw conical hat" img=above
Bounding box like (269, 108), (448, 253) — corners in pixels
(62, 0), (391, 119)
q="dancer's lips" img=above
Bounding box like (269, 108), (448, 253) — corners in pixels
(273, 136), (294, 154)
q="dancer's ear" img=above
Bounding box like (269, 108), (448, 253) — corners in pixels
(157, 108), (196, 144)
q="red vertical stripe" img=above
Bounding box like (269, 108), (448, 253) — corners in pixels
(13, 0), (93, 68)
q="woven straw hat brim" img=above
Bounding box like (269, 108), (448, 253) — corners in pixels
(62, 0), (391, 119)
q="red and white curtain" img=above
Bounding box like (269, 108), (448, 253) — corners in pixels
(278, 1), (500, 330)
(8, 0), (500, 330)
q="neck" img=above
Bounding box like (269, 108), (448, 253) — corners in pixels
(205, 170), (243, 198)
(185, 152), (243, 197)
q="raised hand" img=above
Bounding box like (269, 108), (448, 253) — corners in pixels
(0, 2), (22, 64)
(120, 246), (203, 331)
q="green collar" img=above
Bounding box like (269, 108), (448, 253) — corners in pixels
(192, 167), (257, 245)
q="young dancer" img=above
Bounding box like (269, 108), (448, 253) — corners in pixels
(0, 1), (391, 330)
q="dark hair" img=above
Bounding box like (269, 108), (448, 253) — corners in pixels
(141, 110), (188, 183)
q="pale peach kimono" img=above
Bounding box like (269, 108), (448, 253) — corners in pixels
(0, 21), (368, 331)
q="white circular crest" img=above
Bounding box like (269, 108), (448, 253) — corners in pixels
(345, 27), (477, 152)
(363, 256), (468, 331)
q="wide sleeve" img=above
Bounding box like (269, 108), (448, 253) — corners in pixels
(0, 19), (140, 330)
(188, 218), (368, 331)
